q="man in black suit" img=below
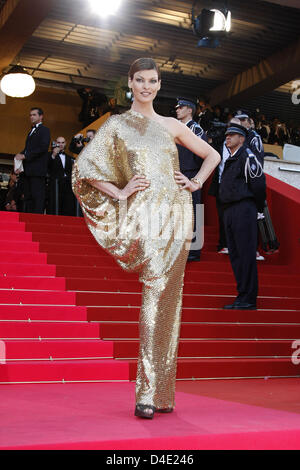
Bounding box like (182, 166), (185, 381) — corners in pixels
(47, 136), (76, 216)
(15, 107), (50, 214)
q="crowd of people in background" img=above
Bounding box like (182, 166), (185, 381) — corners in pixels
(195, 99), (300, 148)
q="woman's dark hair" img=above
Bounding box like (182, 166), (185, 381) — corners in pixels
(128, 58), (161, 80)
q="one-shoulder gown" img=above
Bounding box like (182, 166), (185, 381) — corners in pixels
(72, 109), (193, 409)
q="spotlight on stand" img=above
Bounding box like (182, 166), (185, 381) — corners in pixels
(0, 65), (36, 98)
(192, 2), (231, 48)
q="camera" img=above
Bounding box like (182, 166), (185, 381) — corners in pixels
(74, 135), (91, 144)
(51, 141), (60, 148)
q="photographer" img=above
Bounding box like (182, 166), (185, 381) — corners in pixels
(268, 118), (289, 147)
(68, 129), (96, 155)
(48, 137), (76, 216)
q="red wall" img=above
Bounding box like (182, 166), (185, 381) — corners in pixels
(265, 175), (300, 273)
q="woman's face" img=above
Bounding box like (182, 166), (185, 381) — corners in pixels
(128, 69), (161, 104)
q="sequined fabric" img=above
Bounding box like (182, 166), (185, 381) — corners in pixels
(72, 109), (193, 408)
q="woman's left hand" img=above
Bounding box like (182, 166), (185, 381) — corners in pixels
(174, 171), (200, 192)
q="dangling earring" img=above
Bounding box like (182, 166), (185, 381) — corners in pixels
(126, 88), (133, 101)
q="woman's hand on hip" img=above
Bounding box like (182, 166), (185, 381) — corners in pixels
(174, 171), (199, 192)
(120, 175), (150, 200)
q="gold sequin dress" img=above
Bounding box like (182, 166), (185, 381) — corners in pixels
(72, 109), (193, 409)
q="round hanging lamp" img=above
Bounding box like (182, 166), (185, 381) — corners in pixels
(0, 65), (36, 98)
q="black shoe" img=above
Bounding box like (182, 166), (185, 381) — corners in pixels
(187, 255), (200, 262)
(234, 302), (257, 310)
(223, 300), (241, 309)
(223, 301), (256, 310)
(134, 404), (156, 419)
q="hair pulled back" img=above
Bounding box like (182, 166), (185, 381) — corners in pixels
(128, 58), (161, 80)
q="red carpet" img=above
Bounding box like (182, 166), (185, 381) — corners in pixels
(1, 380), (300, 450)
(1, 206), (300, 384)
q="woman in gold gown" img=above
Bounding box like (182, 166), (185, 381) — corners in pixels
(72, 58), (220, 419)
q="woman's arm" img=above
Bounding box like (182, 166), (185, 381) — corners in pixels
(90, 175), (150, 200)
(173, 119), (221, 191)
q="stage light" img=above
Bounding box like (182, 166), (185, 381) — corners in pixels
(209, 9), (231, 32)
(89, 0), (122, 17)
(0, 65), (36, 98)
(192, 2), (231, 48)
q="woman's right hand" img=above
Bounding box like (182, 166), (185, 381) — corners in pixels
(119, 175), (150, 200)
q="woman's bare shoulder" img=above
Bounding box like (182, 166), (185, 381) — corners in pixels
(159, 116), (183, 136)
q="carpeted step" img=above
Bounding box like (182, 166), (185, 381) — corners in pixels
(0, 263), (56, 276)
(55, 262), (293, 280)
(55, 264), (129, 279)
(86, 306), (300, 324)
(32, 232), (94, 245)
(0, 252), (48, 264)
(0, 305), (87, 321)
(113, 339), (295, 359)
(0, 289), (76, 305)
(97, 321), (300, 340)
(24, 222), (90, 235)
(4, 339), (114, 360)
(128, 357), (300, 380)
(0, 276), (66, 290)
(47, 253), (116, 267)
(0, 212), (20, 221)
(0, 222), (26, 232)
(65, 270), (299, 287)
(0, 230), (33, 242)
(0, 321), (100, 339)
(65, 278), (300, 298)
(0, 359), (130, 384)
(19, 213), (85, 226)
(75, 291), (300, 310)
(38, 242), (104, 256)
(0, 241), (40, 253)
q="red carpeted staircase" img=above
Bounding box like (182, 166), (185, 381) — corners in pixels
(1, 180), (300, 384)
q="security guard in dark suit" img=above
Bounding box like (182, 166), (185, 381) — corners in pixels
(175, 98), (207, 261)
(219, 123), (266, 310)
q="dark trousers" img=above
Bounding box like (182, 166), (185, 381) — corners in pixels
(183, 169), (202, 259)
(48, 177), (76, 216)
(23, 175), (46, 214)
(223, 199), (258, 304)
